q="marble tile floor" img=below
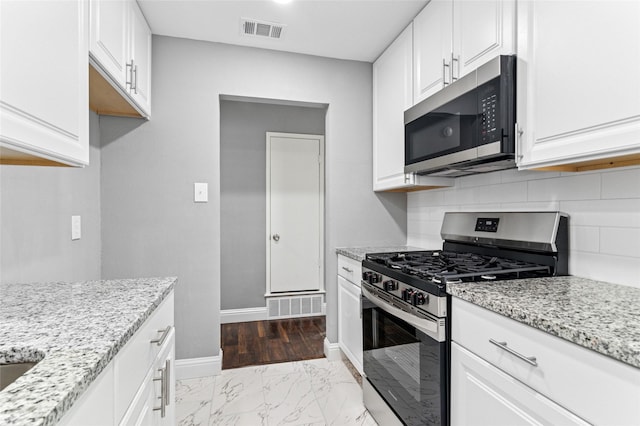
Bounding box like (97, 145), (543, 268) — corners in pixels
(176, 358), (379, 426)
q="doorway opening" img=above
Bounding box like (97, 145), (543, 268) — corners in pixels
(219, 97), (328, 368)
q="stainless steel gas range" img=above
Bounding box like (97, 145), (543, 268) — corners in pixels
(360, 211), (568, 426)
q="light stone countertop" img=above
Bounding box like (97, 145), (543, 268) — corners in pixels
(336, 245), (426, 262)
(0, 277), (177, 426)
(448, 276), (640, 369)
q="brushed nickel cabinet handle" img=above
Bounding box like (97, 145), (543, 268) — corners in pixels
(153, 366), (166, 417)
(489, 338), (538, 366)
(451, 53), (459, 81)
(341, 266), (353, 273)
(443, 58), (450, 86)
(151, 326), (171, 346)
(272, 234), (280, 242)
(126, 61), (134, 88)
(164, 359), (171, 406)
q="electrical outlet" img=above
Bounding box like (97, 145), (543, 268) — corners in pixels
(71, 215), (81, 240)
(194, 182), (208, 203)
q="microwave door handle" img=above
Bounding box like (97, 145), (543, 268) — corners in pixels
(361, 283), (441, 341)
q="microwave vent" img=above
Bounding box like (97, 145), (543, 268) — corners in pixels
(241, 18), (285, 39)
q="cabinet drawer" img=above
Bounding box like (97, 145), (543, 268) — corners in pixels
(337, 255), (362, 284)
(115, 292), (174, 422)
(452, 298), (640, 426)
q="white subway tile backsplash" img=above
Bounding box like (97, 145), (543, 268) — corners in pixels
(601, 167), (640, 199)
(458, 172), (502, 188)
(499, 201), (561, 212)
(528, 173), (601, 201)
(600, 227), (640, 258)
(569, 251), (640, 289)
(500, 168), (560, 183)
(560, 199), (640, 228)
(569, 226), (600, 253)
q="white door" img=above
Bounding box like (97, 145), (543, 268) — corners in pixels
(267, 133), (324, 294)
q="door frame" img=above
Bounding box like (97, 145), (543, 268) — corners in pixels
(265, 132), (325, 297)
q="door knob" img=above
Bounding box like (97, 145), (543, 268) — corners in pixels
(272, 234), (280, 242)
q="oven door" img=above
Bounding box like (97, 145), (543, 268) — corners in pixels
(361, 284), (448, 426)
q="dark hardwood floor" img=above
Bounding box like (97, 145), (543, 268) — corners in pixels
(221, 316), (326, 369)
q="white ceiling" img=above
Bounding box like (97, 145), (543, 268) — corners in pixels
(138, 0), (428, 63)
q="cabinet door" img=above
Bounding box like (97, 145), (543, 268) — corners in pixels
(453, 0), (515, 79)
(373, 24), (413, 191)
(120, 328), (176, 426)
(413, 0), (453, 103)
(128, 0), (152, 115)
(517, 0), (640, 169)
(337, 276), (363, 374)
(0, 0), (89, 166)
(451, 342), (589, 426)
(90, 0), (129, 86)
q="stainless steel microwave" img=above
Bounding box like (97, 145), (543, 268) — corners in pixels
(404, 55), (516, 177)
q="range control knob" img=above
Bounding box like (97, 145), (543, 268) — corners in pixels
(369, 273), (381, 284)
(383, 280), (398, 291)
(362, 271), (372, 282)
(401, 288), (414, 303)
(413, 292), (428, 306)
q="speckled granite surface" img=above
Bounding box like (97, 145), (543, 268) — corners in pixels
(0, 277), (176, 426)
(448, 276), (640, 369)
(336, 245), (426, 262)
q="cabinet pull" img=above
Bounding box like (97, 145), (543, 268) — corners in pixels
(126, 60), (134, 89)
(489, 338), (538, 366)
(132, 64), (138, 94)
(151, 325), (172, 346)
(164, 359), (171, 406)
(341, 266), (353, 273)
(153, 366), (167, 417)
(451, 54), (459, 81)
(514, 123), (524, 160)
(443, 58), (450, 86)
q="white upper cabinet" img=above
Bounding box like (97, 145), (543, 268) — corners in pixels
(0, 0), (89, 166)
(373, 24), (453, 191)
(129, 2), (152, 116)
(413, 0), (453, 104)
(453, 0), (515, 78)
(89, 0), (128, 86)
(516, 1), (640, 171)
(413, 0), (515, 104)
(89, 0), (152, 118)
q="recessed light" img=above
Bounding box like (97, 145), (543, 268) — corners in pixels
(273, 0), (293, 4)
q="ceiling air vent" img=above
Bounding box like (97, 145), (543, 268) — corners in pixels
(241, 18), (286, 39)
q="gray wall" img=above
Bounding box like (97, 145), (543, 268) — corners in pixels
(101, 35), (407, 361)
(0, 112), (102, 284)
(220, 100), (326, 310)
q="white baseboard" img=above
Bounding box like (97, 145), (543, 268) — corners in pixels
(220, 307), (268, 324)
(324, 338), (341, 362)
(175, 349), (223, 380)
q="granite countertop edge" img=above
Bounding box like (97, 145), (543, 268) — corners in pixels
(447, 276), (640, 370)
(0, 276), (177, 426)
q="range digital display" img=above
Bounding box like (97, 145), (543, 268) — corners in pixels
(475, 218), (500, 232)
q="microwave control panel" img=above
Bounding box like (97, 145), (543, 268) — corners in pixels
(480, 93), (499, 143)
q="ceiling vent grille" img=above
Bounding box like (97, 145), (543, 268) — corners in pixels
(241, 18), (285, 40)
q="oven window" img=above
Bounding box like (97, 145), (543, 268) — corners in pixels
(362, 299), (447, 426)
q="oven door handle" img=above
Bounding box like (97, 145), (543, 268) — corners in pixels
(361, 285), (444, 342)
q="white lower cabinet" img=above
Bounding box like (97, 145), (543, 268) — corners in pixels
(451, 342), (588, 426)
(58, 292), (175, 426)
(451, 297), (640, 426)
(337, 275), (363, 374)
(120, 328), (175, 426)
(337, 255), (363, 374)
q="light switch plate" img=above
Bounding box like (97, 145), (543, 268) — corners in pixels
(194, 182), (208, 203)
(71, 215), (81, 240)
